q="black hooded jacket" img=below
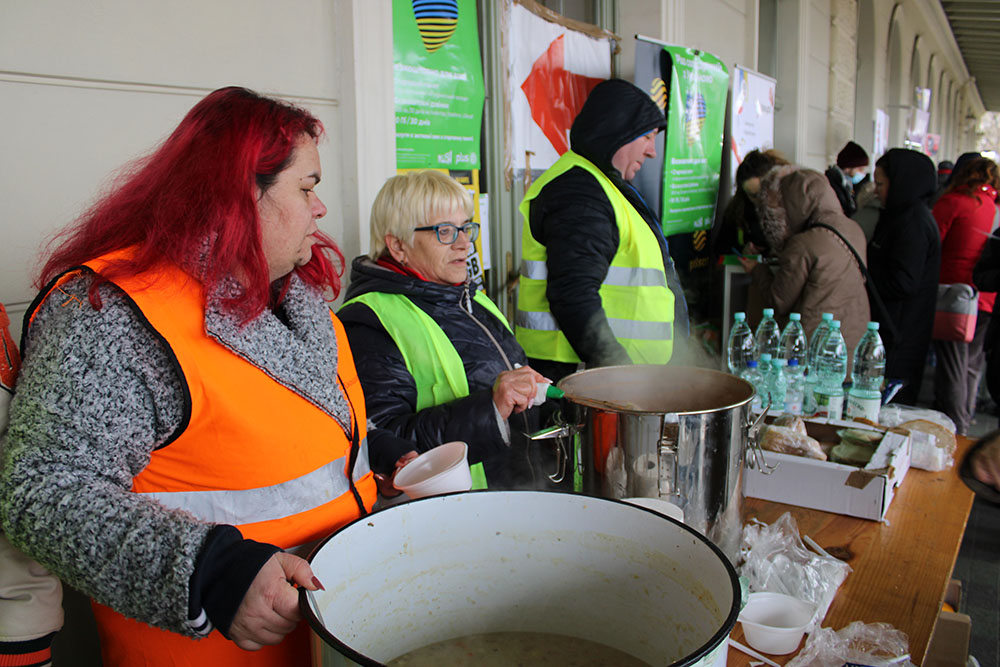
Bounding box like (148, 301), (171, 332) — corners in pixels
(338, 257), (540, 485)
(868, 148), (941, 399)
(525, 79), (689, 374)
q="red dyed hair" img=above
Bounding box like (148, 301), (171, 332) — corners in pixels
(38, 86), (344, 320)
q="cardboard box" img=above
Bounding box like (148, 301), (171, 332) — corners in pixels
(743, 418), (911, 521)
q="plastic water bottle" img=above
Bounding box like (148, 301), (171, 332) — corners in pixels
(784, 359), (804, 415)
(758, 353), (773, 409)
(741, 360), (766, 412)
(846, 322), (886, 421)
(779, 313), (808, 365)
(803, 313), (834, 415)
(813, 320), (848, 420)
(770, 358), (788, 413)
(726, 312), (756, 375)
(755, 308), (781, 361)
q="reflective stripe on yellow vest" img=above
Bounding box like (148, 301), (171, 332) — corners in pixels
(516, 150), (674, 364)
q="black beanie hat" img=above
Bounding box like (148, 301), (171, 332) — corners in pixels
(837, 141), (869, 169)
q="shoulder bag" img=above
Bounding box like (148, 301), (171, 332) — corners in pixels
(933, 283), (978, 342)
(811, 223), (899, 342)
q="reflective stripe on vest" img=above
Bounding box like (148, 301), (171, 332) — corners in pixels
(516, 150), (675, 364)
(342, 289), (511, 411)
(515, 309), (672, 341)
(139, 450), (368, 525)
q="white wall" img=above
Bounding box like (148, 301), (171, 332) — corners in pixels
(0, 0), (394, 340)
(617, 0), (757, 83)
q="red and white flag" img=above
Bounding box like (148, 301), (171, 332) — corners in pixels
(507, 1), (613, 173)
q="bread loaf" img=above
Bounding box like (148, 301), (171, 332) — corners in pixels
(759, 424), (827, 460)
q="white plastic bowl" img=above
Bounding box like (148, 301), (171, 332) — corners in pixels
(393, 441), (472, 499)
(738, 592), (816, 655)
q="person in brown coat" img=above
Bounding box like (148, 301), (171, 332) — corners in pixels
(738, 165), (871, 370)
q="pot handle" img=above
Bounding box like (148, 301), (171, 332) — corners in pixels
(526, 422), (582, 483)
(745, 401), (780, 474)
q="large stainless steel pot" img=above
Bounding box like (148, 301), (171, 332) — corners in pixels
(543, 365), (762, 562)
(302, 491), (740, 666)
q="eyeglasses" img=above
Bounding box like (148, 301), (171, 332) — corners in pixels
(413, 220), (480, 245)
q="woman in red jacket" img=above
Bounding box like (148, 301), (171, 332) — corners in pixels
(932, 156), (1000, 434)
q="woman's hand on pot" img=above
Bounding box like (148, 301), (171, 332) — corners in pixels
(374, 451), (418, 497)
(229, 552), (320, 650)
(492, 366), (546, 419)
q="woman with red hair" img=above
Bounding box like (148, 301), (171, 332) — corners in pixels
(932, 156), (1000, 434)
(0, 87), (405, 666)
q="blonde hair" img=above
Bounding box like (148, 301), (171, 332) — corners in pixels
(369, 170), (474, 259)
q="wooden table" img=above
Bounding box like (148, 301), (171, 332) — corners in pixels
(727, 436), (976, 665)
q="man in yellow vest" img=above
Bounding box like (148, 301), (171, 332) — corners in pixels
(516, 79), (689, 382)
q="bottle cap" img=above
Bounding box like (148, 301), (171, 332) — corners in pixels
(760, 353), (772, 362)
(735, 312), (746, 321)
(747, 360), (758, 368)
(790, 312), (801, 321)
(868, 321), (880, 330)
(822, 312), (833, 321)
(763, 308), (774, 317)
(832, 320), (842, 328)
(772, 358), (786, 367)
(788, 359), (799, 366)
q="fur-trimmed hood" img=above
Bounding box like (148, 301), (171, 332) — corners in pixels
(754, 165), (848, 252)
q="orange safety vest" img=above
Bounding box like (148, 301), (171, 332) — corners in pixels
(33, 258), (376, 666)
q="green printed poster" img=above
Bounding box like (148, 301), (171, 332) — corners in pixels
(393, 0), (485, 169)
(660, 46), (728, 237)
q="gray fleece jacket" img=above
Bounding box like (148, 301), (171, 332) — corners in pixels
(0, 271), (366, 637)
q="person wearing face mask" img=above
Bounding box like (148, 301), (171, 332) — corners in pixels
(338, 171), (548, 490)
(825, 141), (870, 218)
(515, 79), (690, 383)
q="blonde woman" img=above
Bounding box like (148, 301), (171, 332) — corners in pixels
(339, 170), (549, 491)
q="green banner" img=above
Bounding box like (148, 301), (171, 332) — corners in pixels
(393, 0), (485, 169)
(660, 46), (728, 237)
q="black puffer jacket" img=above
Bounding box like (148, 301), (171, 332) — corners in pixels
(868, 148), (941, 404)
(339, 257), (540, 485)
(525, 79), (689, 376)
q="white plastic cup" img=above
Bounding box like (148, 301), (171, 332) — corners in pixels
(393, 441), (472, 499)
(738, 592), (815, 655)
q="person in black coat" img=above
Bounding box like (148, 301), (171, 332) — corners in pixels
(521, 79), (690, 382)
(868, 148), (941, 405)
(339, 170), (551, 490)
(974, 224), (1000, 406)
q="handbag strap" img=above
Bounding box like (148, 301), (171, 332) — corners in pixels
(812, 222), (899, 341)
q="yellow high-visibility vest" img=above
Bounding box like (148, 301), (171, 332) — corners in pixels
(516, 150), (674, 364)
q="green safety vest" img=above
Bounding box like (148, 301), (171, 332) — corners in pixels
(343, 289), (512, 488)
(516, 150), (675, 364)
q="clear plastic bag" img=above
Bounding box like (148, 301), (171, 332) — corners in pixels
(878, 404), (957, 433)
(738, 512), (851, 631)
(786, 620), (915, 667)
(878, 404), (956, 471)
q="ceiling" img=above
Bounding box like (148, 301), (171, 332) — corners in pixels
(940, 0), (1000, 110)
